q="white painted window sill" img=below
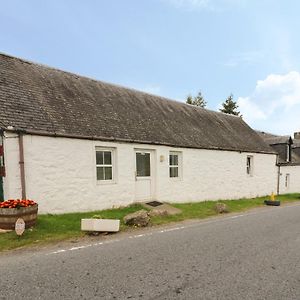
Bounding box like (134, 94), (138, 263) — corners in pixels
(169, 177), (182, 181)
(96, 180), (117, 185)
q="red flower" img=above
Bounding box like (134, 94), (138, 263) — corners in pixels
(0, 199), (37, 209)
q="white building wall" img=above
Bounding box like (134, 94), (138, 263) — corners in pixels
(157, 148), (278, 203)
(279, 165), (300, 194)
(3, 132), (278, 213)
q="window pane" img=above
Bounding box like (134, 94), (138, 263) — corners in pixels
(96, 151), (104, 165)
(104, 151), (112, 165)
(97, 167), (104, 180)
(104, 167), (112, 180)
(170, 167), (178, 178)
(136, 153), (150, 177)
(247, 156), (252, 175)
(170, 154), (178, 166)
(247, 157), (250, 167)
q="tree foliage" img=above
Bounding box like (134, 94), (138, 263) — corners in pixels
(220, 94), (241, 116)
(186, 91), (207, 108)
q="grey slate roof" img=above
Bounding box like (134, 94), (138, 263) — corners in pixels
(292, 138), (300, 164)
(257, 131), (300, 165)
(293, 139), (300, 147)
(0, 53), (275, 154)
(256, 131), (291, 145)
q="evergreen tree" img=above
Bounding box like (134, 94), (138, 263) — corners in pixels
(186, 91), (207, 108)
(186, 95), (193, 105)
(220, 94), (241, 116)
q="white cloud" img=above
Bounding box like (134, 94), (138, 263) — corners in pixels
(238, 71), (300, 135)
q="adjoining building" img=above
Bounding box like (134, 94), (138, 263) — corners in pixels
(0, 53), (278, 213)
(258, 131), (300, 194)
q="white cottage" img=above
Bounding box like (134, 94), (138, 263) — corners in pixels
(258, 131), (300, 194)
(0, 53), (278, 213)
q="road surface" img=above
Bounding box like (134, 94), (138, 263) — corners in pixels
(0, 203), (300, 299)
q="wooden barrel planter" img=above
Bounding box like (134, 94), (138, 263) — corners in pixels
(0, 204), (38, 230)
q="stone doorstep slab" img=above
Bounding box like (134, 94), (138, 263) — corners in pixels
(142, 203), (182, 216)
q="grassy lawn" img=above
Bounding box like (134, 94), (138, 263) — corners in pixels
(151, 193), (300, 225)
(0, 193), (299, 252)
(0, 204), (144, 252)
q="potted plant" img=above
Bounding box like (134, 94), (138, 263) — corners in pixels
(0, 199), (38, 230)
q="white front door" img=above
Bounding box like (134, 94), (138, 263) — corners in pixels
(135, 150), (154, 201)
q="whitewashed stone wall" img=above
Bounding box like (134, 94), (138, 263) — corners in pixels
(279, 165), (300, 194)
(3, 132), (278, 213)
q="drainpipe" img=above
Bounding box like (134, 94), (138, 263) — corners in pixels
(0, 132), (4, 201)
(18, 133), (26, 199)
(277, 165), (280, 196)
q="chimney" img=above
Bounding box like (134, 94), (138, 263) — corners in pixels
(294, 132), (300, 140)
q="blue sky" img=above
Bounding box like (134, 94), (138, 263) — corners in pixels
(1, 0), (300, 135)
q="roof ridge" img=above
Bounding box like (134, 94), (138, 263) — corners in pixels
(256, 130), (291, 138)
(0, 52), (274, 154)
(0, 52), (239, 120)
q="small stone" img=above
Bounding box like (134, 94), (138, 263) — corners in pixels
(214, 203), (229, 213)
(88, 231), (100, 236)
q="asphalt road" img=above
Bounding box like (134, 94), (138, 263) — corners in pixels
(0, 203), (300, 300)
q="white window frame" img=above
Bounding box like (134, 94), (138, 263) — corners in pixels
(95, 148), (116, 184)
(246, 155), (253, 176)
(169, 151), (182, 179)
(285, 173), (290, 188)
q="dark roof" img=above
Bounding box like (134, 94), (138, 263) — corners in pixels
(257, 131), (300, 165)
(271, 144), (289, 164)
(291, 139), (300, 164)
(0, 53), (274, 154)
(293, 139), (300, 147)
(256, 131), (291, 145)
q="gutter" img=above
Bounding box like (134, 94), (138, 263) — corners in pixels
(4, 127), (277, 156)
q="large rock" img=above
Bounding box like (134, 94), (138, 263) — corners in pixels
(214, 203), (229, 213)
(123, 210), (150, 227)
(148, 208), (169, 217)
(144, 203), (182, 217)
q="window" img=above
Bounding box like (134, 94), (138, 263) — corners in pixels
(285, 174), (290, 188)
(246, 156), (253, 176)
(96, 149), (113, 181)
(169, 152), (181, 178)
(136, 152), (151, 177)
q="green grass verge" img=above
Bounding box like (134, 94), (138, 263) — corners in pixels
(0, 194), (299, 252)
(150, 193), (300, 225)
(0, 204), (144, 252)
